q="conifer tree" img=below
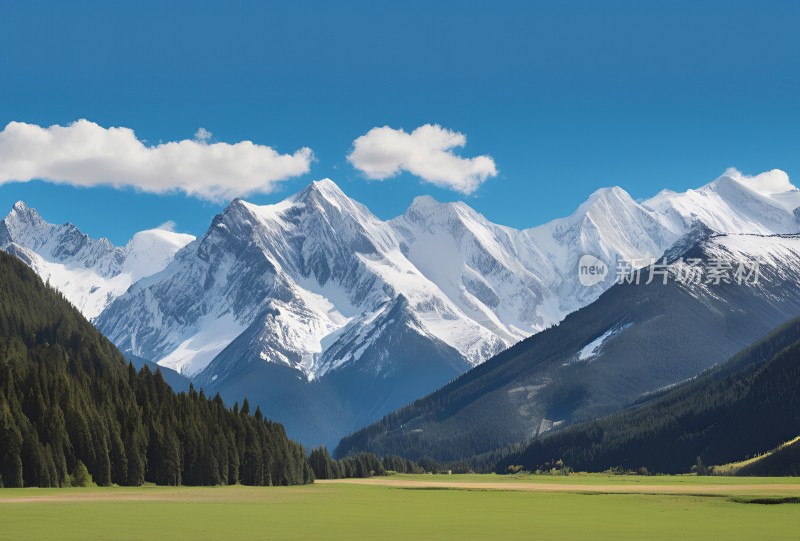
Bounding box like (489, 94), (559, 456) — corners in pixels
(0, 252), (313, 488)
(0, 398), (24, 487)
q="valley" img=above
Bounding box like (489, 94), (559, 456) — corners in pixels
(3, 4), (799, 540)
(2, 476), (799, 541)
(5, 171), (800, 451)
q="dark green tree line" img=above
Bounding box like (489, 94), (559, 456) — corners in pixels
(0, 252), (312, 488)
(308, 447), (386, 479)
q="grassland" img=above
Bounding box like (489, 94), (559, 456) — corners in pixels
(2, 475), (800, 541)
(386, 472), (800, 486)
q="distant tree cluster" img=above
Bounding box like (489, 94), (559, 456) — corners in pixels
(308, 447), (387, 479)
(0, 252), (312, 488)
(309, 446), (509, 478)
(382, 454), (424, 474)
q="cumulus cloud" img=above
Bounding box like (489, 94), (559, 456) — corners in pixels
(347, 124), (497, 194)
(0, 120), (314, 201)
(724, 167), (796, 195)
(194, 127), (212, 143)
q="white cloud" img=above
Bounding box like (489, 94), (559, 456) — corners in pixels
(0, 120), (314, 201)
(156, 220), (178, 232)
(724, 167), (796, 195)
(194, 127), (212, 143)
(347, 124), (497, 194)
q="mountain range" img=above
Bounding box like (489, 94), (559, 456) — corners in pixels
(336, 230), (800, 460)
(0, 201), (194, 319)
(3, 168), (800, 448)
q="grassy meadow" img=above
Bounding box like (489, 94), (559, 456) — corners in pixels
(2, 475), (800, 541)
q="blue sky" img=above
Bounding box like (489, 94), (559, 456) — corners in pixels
(1, 0), (799, 244)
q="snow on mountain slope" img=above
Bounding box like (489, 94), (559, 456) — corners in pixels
(526, 186), (683, 310)
(0, 201), (194, 319)
(336, 231), (800, 461)
(8, 169), (799, 382)
(98, 180), (504, 377)
(391, 196), (559, 339)
(698, 234), (800, 297)
(644, 169), (800, 235)
(96, 200), (282, 375)
(123, 228), (197, 279)
(390, 186), (685, 344)
(381, 169), (800, 382)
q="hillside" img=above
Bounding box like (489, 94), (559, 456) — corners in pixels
(496, 316), (800, 474)
(335, 233), (800, 461)
(0, 251), (311, 487)
(711, 436), (800, 477)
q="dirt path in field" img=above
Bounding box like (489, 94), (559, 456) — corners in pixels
(316, 478), (800, 495)
(2, 479), (799, 503)
(0, 491), (176, 503)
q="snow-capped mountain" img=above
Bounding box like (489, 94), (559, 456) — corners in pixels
(0, 201), (194, 319)
(336, 231), (800, 461)
(523, 186), (683, 314)
(388, 186), (687, 349)
(6, 168), (800, 448)
(643, 168), (800, 235)
(390, 196), (556, 342)
(97, 180), (504, 378)
(96, 177), (708, 381)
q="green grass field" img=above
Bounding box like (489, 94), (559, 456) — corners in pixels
(387, 472), (800, 485)
(2, 475), (800, 541)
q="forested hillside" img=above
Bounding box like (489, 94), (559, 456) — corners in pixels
(0, 252), (312, 488)
(497, 317), (800, 474)
(721, 437), (800, 476)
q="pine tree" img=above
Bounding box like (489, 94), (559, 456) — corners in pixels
(70, 460), (91, 487)
(0, 398), (24, 487)
(0, 252), (313, 488)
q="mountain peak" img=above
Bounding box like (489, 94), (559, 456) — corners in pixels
(214, 197), (252, 220)
(6, 200), (45, 227)
(409, 195), (440, 209)
(288, 178), (356, 211)
(226, 197), (250, 211)
(560, 186), (637, 225)
(588, 185), (630, 201)
(403, 195), (481, 226)
(714, 168), (796, 196)
(706, 172), (749, 193)
(300, 178), (347, 199)
(310, 178), (341, 191)
(207, 198), (263, 240)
